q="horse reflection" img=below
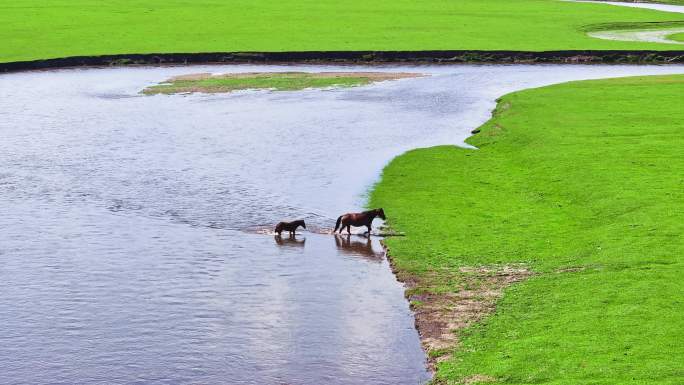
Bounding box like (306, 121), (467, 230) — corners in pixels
(274, 234), (306, 248)
(334, 234), (384, 261)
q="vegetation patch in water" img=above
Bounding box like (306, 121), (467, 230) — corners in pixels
(142, 72), (419, 95)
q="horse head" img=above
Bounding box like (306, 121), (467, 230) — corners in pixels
(297, 219), (307, 229)
(376, 208), (386, 220)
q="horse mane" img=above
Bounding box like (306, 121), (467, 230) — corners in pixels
(362, 209), (379, 214)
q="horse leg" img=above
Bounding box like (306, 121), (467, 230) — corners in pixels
(366, 224), (372, 235)
(346, 225), (351, 235)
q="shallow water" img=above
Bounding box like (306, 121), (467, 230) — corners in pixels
(576, 0), (684, 45)
(2, 64), (684, 384)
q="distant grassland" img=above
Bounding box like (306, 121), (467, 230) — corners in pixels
(142, 72), (418, 95)
(370, 75), (684, 384)
(669, 31), (684, 40)
(2, 0), (684, 63)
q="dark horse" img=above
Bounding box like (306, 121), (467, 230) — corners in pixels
(275, 219), (306, 235)
(334, 208), (385, 235)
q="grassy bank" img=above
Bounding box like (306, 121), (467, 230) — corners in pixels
(370, 75), (684, 384)
(142, 72), (418, 95)
(670, 32), (684, 41)
(2, 1), (684, 63)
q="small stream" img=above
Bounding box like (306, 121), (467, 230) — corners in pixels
(574, 0), (684, 45)
(2, 64), (684, 384)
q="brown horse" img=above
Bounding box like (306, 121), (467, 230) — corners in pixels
(275, 220), (306, 235)
(334, 208), (385, 235)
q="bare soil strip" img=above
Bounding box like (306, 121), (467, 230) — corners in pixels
(383, 242), (533, 370)
(4, 51), (684, 73)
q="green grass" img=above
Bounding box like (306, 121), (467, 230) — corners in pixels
(142, 72), (384, 95)
(2, 0), (684, 63)
(583, 20), (684, 33)
(668, 32), (684, 41)
(370, 75), (684, 384)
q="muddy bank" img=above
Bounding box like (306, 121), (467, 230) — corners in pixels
(3, 50), (684, 73)
(382, 241), (532, 369)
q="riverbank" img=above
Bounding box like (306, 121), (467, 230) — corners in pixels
(3, 50), (684, 74)
(370, 74), (684, 384)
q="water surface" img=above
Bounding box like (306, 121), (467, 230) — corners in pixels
(2, 64), (684, 384)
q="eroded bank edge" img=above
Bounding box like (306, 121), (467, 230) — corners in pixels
(380, 238), (533, 377)
(3, 50), (684, 73)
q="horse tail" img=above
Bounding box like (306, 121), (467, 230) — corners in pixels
(334, 216), (342, 232)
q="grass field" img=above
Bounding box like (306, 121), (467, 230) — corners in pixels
(370, 75), (684, 384)
(669, 31), (684, 41)
(2, 0), (684, 63)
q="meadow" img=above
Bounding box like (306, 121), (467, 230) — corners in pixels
(2, 0), (684, 63)
(370, 74), (684, 384)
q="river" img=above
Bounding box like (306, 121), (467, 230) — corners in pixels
(2, 64), (684, 384)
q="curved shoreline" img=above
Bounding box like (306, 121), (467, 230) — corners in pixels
(370, 73), (684, 383)
(2, 50), (684, 73)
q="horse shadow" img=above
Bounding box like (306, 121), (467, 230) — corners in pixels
(333, 234), (384, 261)
(274, 234), (306, 248)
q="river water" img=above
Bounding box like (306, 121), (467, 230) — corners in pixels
(2, 64), (684, 384)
